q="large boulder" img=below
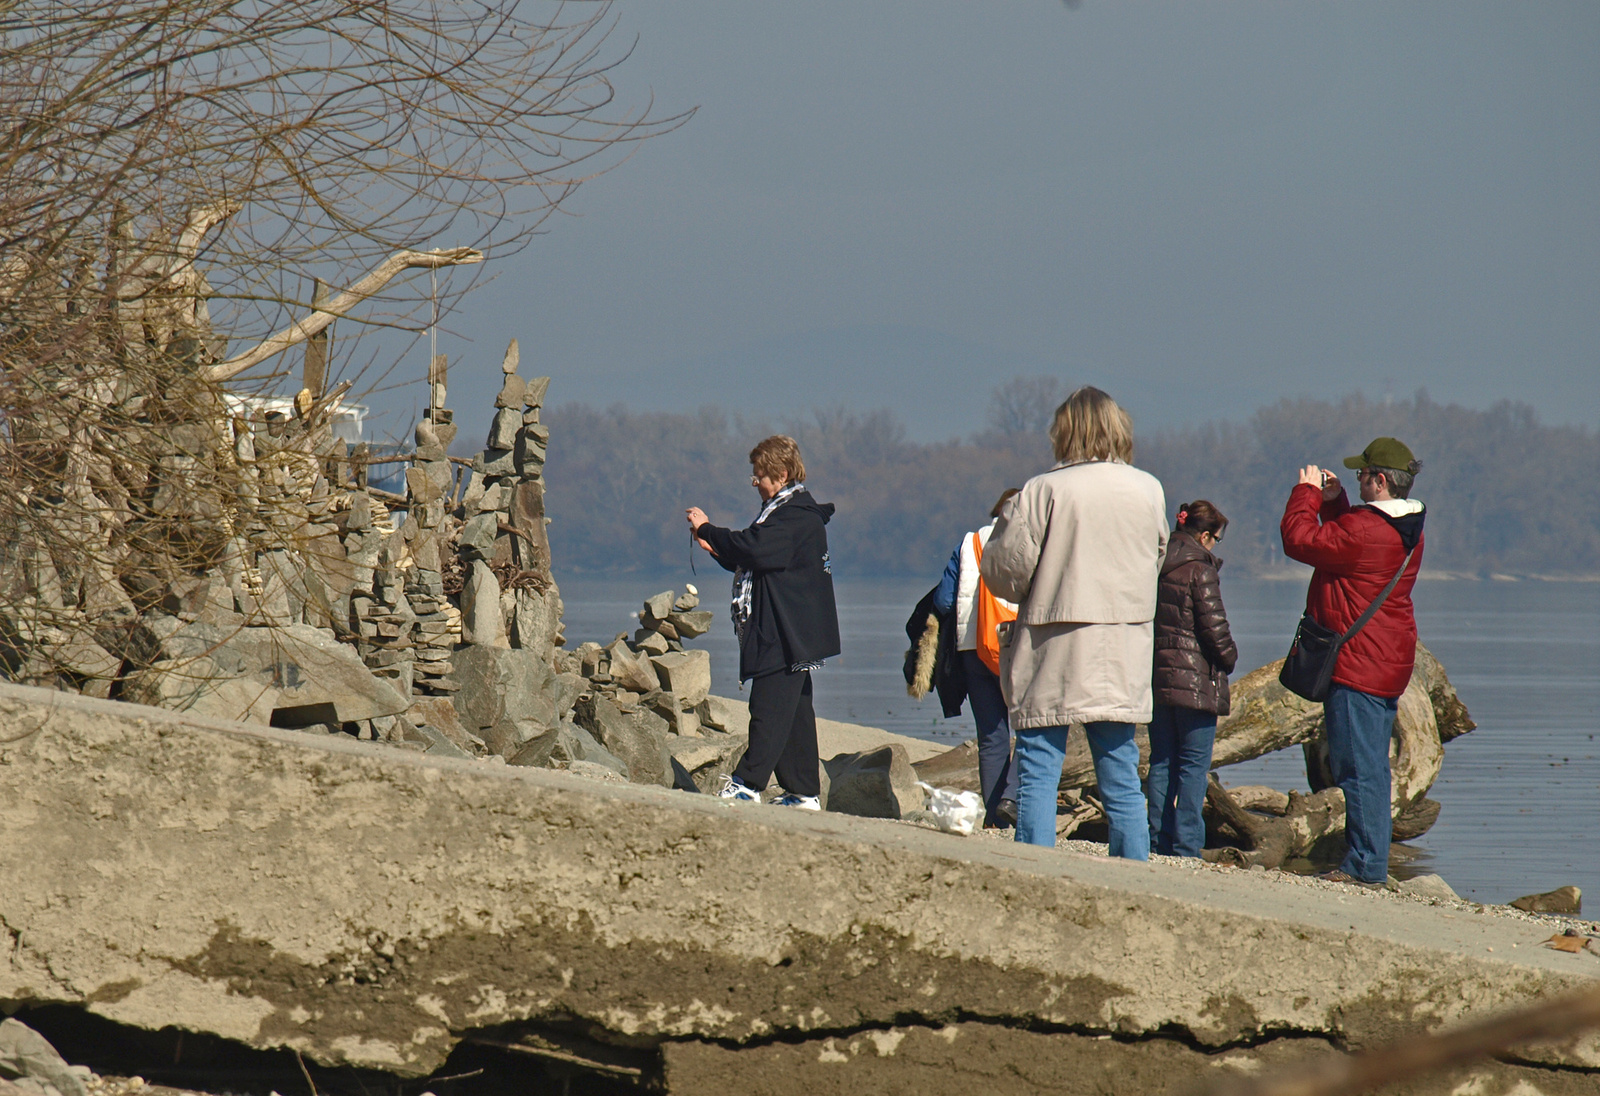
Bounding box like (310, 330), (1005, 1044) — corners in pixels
(121, 655), (278, 725)
(121, 622), (408, 727)
(549, 720), (630, 778)
(669, 732), (748, 793)
(573, 694), (673, 788)
(510, 585), (562, 659)
(0, 1018), (86, 1096)
(406, 695), (480, 753)
(451, 645), (558, 757)
(1412, 642), (1476, 742)
(402, 722), (475, 761)
(824, 745), (924, 819)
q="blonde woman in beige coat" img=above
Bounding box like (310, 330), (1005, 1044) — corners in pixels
(980, 387), (1169, 855)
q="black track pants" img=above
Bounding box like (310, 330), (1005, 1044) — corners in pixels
(732, 668), (821, 797)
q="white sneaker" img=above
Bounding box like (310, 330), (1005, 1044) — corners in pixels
(772, 792), (822, 811)
(714, 775), (761, 803)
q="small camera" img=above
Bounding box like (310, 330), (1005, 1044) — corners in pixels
(1319, 471), (1331, 487)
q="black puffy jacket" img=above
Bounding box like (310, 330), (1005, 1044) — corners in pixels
(1152, 531), (1238, 715)
(700, 490), (842, 682)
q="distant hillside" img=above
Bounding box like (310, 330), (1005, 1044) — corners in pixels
(543, 388), (1600, 580)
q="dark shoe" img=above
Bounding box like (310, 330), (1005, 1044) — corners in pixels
(1318, 869), (1385, 891)
(995, 798), (1018, 828)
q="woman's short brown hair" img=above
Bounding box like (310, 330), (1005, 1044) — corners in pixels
(1049, 386), (1134, 464)
(749, 435), (805, 484)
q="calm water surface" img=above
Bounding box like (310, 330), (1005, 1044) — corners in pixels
(557, 573), (1600, 905)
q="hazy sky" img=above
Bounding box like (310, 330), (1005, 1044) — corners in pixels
(382, 0), (1598, 445)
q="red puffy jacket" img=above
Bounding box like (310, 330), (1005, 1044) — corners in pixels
(1280, 483), (1426, 699)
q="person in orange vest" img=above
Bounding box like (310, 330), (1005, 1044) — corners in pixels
(932, 488), (1021, 828)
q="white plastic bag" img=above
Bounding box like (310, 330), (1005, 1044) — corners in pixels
(917, 782), (984, 836)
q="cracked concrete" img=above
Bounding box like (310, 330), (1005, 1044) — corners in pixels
(662, 1022), (1600, 1095)
(1, 680), (1596, 1087)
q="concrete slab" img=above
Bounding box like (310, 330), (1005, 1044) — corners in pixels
(0, 681), (1595, 1083)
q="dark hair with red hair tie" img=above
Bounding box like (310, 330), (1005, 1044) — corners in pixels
(1175, 499), (1227, 537)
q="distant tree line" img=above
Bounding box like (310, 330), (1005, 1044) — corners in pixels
(542, 382), (1600, 580)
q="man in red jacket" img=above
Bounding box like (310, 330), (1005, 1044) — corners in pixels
(1281, 437), (1426, 886)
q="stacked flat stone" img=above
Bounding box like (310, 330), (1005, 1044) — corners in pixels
(407, 401), (459, 695)
(297, 409), (353, 636)
(356, 518), (415, 698)
(238, 406), (338, 630)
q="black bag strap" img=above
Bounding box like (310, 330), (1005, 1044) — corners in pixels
(1336, 546), (1416, 645)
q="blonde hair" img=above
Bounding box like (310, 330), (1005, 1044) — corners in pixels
(1049, 386), (1133, 464)
(749, 435), (805, 484)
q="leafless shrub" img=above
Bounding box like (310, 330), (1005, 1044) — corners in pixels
(0, 0), (684, 686)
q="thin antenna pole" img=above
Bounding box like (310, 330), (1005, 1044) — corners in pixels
(429, 267), (438, 364)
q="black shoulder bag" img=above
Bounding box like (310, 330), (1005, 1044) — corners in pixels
(1279, 547), (1415, 702)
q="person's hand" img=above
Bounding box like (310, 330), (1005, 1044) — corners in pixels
(685, 506), (713, 552)
(1298, 465), (1341, 501)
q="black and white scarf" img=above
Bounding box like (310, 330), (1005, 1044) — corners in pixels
(730, 481), (804, 644)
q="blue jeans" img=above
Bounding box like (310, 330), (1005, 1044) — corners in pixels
(1324, 684), (1398, 883)
(1145, 705), (1217, 858)
(961, 651), (1018, 826)
(1014, 722), (1150, 860)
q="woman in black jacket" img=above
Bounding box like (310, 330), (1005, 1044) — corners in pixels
(686, 436), (840, 809)
(1147, 499), (1238, 857)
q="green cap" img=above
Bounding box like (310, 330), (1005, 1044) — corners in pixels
(1343, 437), (1417, 471)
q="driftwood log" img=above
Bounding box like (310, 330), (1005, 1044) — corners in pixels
(910, 641), (1473, 867)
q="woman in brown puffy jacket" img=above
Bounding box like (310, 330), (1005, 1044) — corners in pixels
(1146, 499), (1238, 857)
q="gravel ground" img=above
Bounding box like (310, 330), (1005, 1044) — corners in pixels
(889, 811), (1600, 941)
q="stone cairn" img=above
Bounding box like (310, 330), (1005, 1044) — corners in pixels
(59, 330), (760, 793)
(397, 348), (459, 698)
(454, 338), (560, 656)
(571, 587), (714, 735)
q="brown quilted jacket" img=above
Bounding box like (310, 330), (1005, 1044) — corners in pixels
(1152, 531), (1238, 715)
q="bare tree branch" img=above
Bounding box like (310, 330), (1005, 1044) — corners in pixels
(207, 246), (482, 381)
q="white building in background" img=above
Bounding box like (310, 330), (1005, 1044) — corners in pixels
(222, 393), (369, 445)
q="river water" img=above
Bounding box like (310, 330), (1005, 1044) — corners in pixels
(556, 573), (1600, 907)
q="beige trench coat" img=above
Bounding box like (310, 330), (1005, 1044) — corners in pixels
(979, 459), (1168, 729)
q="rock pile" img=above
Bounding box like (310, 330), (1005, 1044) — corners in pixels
(563, 586), (749, 789)
(0, 333), (915, 814)
(571, 587), (715, 733)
